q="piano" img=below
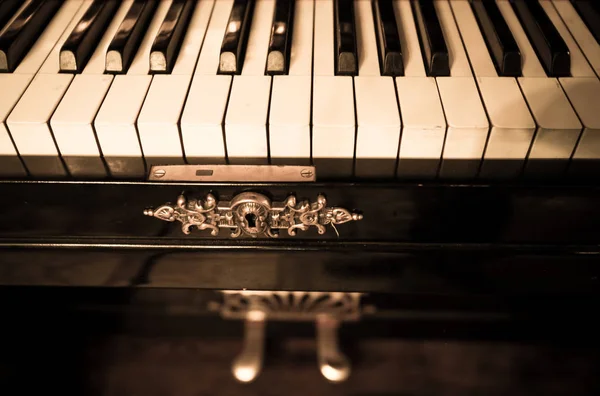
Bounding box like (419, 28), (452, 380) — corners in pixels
(1, 0), (600, 384)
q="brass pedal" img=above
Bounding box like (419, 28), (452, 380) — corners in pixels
(215, 291), (363, 383)
(231, 311), (266, 383)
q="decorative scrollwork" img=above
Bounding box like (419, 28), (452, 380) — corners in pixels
(144, 192), (362, 238)
(217, 291), (364, 321)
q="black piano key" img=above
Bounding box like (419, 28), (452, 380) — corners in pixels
(412, 0), (450, 77)
(570, 0), (600, 45)
(510, 0), (570, 77)
(470, 0), (521, 77)
(218, 0), (255, 75)
(334, 0), (357, 76)
(373, 0), (404, 76)
(0, 1), (21, 32)
(106, 0), (158, 74)
(60, 0), (120, 73)
(150, 0), (196, 74)
(0, 0), (62, 73)
(265, 0), (294, 75)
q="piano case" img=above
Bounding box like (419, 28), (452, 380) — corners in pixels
(0, 180), (599, 297)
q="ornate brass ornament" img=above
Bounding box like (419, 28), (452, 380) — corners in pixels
(144, 192), (362, 238)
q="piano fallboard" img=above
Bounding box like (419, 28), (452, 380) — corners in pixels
(1, 181), (599, 292)
(1, 181), (600, 243)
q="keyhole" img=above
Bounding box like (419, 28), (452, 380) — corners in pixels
(245, 213), (257, 229)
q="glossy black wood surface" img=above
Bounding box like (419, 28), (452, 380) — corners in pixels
(571, 0), (600, 45)
(150, 0), (195, 74)
(2, 286), (598, 395)
(1, 181), (600, 244)
(373, 0), (404, 76)
(1, 244), (599, 293)
(0, 0), (61, 72)
(1, 181), (599, 292)
(218, 0), (254, 75)
(471, 0), (521, 77)
(412, 0), (450, 76)
(511, 0), (570, 77)
(60, 0), (119, 73)
(106, 0), (158, 74)
(265, 0), (294, 75)
(334, 0), (358, 76)
(2, 287), (599, 339)
(0, 1), (21, 32)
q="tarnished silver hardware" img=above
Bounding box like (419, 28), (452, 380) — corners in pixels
(147, 164), (316, 182)
(215, 291), (363, 383)
(144, 192), (362, 238)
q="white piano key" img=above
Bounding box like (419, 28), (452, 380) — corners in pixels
(392, 1), (446, 178)
(50, 74), (113, 178)
(94, 75), (150, 178)
(435, 1), (488, 179)
(498, 0), (581, 178)
(242, 0), (275, 76)
(51, 0), (134, 178)
(355, 76), (401, 178)
(496, 0), (546, 77)
(552, 0), (600, 76)
(436, 77), (488, 179)
(138, 0), (214, 169)
(396, 77), (446, 178)
(269, 1), (313, 165)
(7, 1), (94, 177)
(561, 78), (600, 177)
(477, 77), (536, 178)
(396, 77), (446, 179)
(355, 0), (380, 76)
(193, 0), (234, 75)
(313, 76), (355, 177)
(94, 0), (172, 178)
(506, 1), (584, 177)
(138, 75), (190, 168)
(550, 1), (600, 177)
(170, 0), (214, 76)
(519, 78), (582, 177)
(312, 0), (355, 177)
(225, 75), (271, 164)
(0, 123), (25, 177)
(181, 75), (231, 164)
(394, 0), (426, 77)
(222, 0), (274, 164)
(0, 76), (31, 177)
(269, 75), (311, 165)
(448, 0), (497, 78)
(0, 1), (85, 178)
(7, 73), (72, 177)
(450, 1), (534, 179)
(181, 1), (234, 164)
(288, 0), (314, 76)
(313, 0), (335, 76)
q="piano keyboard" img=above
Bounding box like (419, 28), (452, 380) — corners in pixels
(0, 0), (599, 180)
